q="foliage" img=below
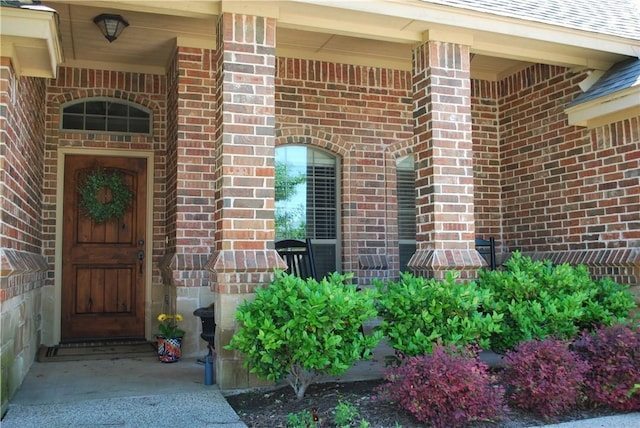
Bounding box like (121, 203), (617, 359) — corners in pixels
(503, 338), (589, 419)
(374, 271), (503, 356)
(286, 402), (371, 428)
(376, 345), (505, 428)
(478, 252), (635, 352)
(275, 161), (306, 202)
(334, 400), (370, 428)
(572, 323), (640, 411)
(275, 161), (307, 239)
(286, 409), (317, 427)
(275, 206), (306, 239)
(79, 169), (132, 223)
(226, 271), (382, 400)
(580, 277), (638, 329)
(156, 313), (185, 338)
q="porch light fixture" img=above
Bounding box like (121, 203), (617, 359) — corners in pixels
(93, 14), (129, 43)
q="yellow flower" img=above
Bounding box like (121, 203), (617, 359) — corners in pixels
(156, 313), (185, 338)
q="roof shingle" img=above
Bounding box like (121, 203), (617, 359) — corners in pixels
(421, 0), (640, 40)
(568, 57), (640, 106)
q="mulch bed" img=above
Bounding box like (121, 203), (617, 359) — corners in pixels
(225, 377), (623, 428)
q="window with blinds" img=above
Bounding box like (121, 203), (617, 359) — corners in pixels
(62, 98), (151, 135)
(397, 155), (416, 272)
(275, 146), (339, 278)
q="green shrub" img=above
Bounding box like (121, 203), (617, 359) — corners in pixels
(581, 277), (638, 329)
(374, 271), (503, 356)
(334, 400), (370, 428)
(226, 271), (382, 400)
(286, 409), (317, 427)
(478, 252), (635, 352)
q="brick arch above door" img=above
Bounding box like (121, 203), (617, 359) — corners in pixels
(49, 90), (163, 128)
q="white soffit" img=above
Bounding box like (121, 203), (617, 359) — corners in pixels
(294, 0), (638, 56)
(0, 7), (63, 78)
(32, 0), (638, 78)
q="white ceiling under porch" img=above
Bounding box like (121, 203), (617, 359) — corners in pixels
(35, 0), (635, 80)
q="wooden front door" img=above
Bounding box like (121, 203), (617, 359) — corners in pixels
(62, 155), (147, 341)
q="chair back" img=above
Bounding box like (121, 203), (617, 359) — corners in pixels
(475, 237), (497, 270)
(275, 238), (318, 280)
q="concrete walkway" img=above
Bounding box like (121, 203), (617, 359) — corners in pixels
(1, 355), (246, 428)
(0, 337), (391, 427)
(2, 342), (638, 427)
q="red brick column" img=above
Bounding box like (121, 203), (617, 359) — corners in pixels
(208, 12), (285, 389)
(408, 40), (485, 279)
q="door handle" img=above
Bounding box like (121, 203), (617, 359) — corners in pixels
(137, 250), (144, 274)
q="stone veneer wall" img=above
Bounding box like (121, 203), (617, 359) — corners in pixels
(499, 64), (640, 294)
(0, 58), (48, 414)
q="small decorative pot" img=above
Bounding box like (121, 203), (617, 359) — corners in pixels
(157, 336), (182, 363)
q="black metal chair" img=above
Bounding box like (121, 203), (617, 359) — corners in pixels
(475, 237), (497, 270)
(275, 238), (318, 280)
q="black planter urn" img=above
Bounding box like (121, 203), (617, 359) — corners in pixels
(193, 304), (215, 357)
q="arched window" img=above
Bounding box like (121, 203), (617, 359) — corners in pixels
(61, 98), (151, 134)
(397, 155), (416, 272)
(275, 145), (339, 278)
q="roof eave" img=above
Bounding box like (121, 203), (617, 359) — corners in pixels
(282, 0), (636, 73)
(0, 6), (63, 78)
(565, 87), (640, 128)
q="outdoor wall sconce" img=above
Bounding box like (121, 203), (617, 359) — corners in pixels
(93, 14), (129, 43)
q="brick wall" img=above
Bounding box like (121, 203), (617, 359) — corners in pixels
(165, 51), (178, 254)
(0, 57), (48, 301)
(161, 46), (219, 359)
(0, 57), (48, 412)
(175, 47), (216, 258)
(0, 59), (46, 256)
(471, 79), (503, 259)
(161, 46), (217, 291)
(499, 64), (640, 285)
(275, 58), (413, 282)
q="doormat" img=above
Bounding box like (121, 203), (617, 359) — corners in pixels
(37, 341), (157, 362)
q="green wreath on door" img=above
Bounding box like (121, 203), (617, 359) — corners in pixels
(79, 170), (133, 223)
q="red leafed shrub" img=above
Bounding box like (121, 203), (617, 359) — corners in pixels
(503, 338), (590, 420)
(376, 346), (506, 428)
(572, 323), (640, 411)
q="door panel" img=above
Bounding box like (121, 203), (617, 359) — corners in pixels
(62, 155), (147, 341)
